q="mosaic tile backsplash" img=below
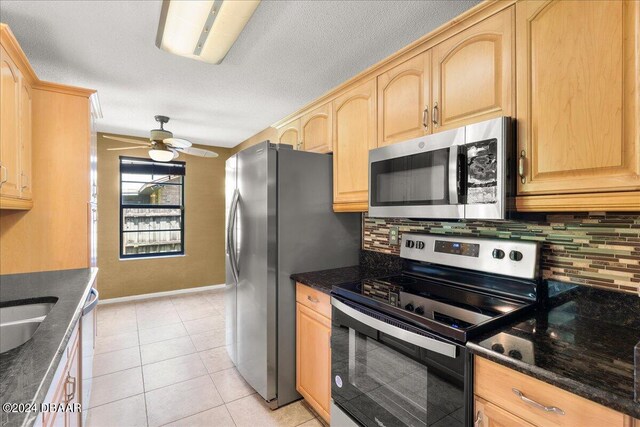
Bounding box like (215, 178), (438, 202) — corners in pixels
(362, 213), (640, 295)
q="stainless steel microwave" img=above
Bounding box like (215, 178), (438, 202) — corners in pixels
(368, 117), (513, 219)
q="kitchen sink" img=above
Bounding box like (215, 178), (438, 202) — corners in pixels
(0, 300), (56, 353)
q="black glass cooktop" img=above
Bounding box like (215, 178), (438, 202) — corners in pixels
(332, 273), (535, 342)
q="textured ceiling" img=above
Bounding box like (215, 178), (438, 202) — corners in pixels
(0, 0), (479, 147)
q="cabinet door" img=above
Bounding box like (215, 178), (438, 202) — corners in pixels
(19, 78), (32, 199)
(516, 0), (640, 195)
(431, 7), (514, 132)
(0, 45), (21, 198)
(377, 51), (431, 146)
(296, 302), (331, 422)
(332, 79), (377, 209)
(301, 103), (332, 153)
(65, 343), (80, 427)
(277, 119), (301, 150)
(475, 397), (535, 427)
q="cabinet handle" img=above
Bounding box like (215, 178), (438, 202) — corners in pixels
(65, 375), (77, 402)
(474, 411), (483, 427)
(518, 150), (526, 184)
(20, 172), (28, 190)
(307, 295), (319, 304)
(512, 388), (565, 415)
(0, 164), (7, 186)
(432, 102), (439, 127)
(422, 106), (429, 129)
(298, 141), (303, 150)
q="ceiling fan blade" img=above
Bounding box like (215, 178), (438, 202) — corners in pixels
(103, 135), (150, 145)
(177, 146), (219, 158)
(164, 138), (192, 148)
(107, 146), (149, 151)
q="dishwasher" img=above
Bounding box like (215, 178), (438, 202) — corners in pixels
(81, 287), (99, 422)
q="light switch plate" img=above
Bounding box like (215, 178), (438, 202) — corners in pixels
(389, 226), (399, 245)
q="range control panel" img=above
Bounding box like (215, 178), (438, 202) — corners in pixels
(400, 233), (539, 280)
(434, 240), (480, 257)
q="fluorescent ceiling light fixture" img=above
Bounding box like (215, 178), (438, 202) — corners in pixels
(156, 0), (260, 64)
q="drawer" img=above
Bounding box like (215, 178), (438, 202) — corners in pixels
(475, 357), (624, 427)
(296, 282), (331, 319)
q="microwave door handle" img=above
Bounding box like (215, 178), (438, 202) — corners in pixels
(448, 145), (459, 205)
(331, 297), (458, 358)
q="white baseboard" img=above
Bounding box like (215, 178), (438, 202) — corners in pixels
(99, 284), (225, 305)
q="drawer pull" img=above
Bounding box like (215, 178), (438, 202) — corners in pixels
(307, 295), (319, 304)
(512, 388), (565, 415)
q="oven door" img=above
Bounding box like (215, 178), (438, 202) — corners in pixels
(368, 127), (465, 219)
(331, 296), (471, 427)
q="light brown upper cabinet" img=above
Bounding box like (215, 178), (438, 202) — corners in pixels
(0, 45), (21, 200)
(332, 79), (377, 211)
(277, 118), (301, 150)
(19, 77), (32, 200)
(516, 0), (640, 205)
(301, 102), (332, 153)
(431, 7), (514, 132)
(1, 25), (34, 209)
(377, 51), (431, 146)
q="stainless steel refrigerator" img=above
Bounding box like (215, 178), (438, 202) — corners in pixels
(225, 141), (360, 408)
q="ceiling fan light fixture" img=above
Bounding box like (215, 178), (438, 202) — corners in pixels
(156, 0), (261, 64)
(149, 147), (176, 162)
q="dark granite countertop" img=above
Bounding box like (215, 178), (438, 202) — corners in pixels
(291, 250), (403, 294)
(468, 284), (640, 419)
(0, 268), (97, 427)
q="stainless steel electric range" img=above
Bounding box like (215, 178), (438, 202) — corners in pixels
(330, 233), (542, 427)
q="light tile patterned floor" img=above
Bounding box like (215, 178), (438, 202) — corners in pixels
(86, 289), (325, 427)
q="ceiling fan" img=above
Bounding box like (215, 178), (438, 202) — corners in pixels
(104, 115), (218, 162)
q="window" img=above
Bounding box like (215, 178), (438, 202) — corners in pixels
(120, 157), (185, 258)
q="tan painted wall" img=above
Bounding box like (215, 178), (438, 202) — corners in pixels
(232, 126), (277, 154)
(97, 133), (231, 299)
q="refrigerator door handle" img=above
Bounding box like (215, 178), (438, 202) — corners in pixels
(226, 191), (235, 256)
(228, 189), (240, 283)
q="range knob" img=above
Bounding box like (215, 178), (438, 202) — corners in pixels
(491, 343), (505, 354)
(492, 249), (505, 259)
(508, 349), (523, 360)
(509, 250), (523, 261)
(404, 303), (414, 312)
(414, 306), (425, 315)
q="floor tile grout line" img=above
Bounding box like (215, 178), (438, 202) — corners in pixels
(135, 311), (151, 427)
(156, 394), (236, 427)
(91, 337), (224, 376)
(85, 391), (146, 412)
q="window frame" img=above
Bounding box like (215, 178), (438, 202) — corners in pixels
(119, 156), (186, 259)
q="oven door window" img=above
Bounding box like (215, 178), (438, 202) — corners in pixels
(331, 306), (466, 427)
(370, 147), (450, 206)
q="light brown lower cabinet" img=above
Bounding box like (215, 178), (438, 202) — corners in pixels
(475, 357), (632, 427)
(475, 396), (535, 427)
(39, 322), (81, 427)
(296, 283), (331, 423)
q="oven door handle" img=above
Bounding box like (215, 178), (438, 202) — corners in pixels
(448, 145), (459, 205)
(331, 297), (458, 358)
